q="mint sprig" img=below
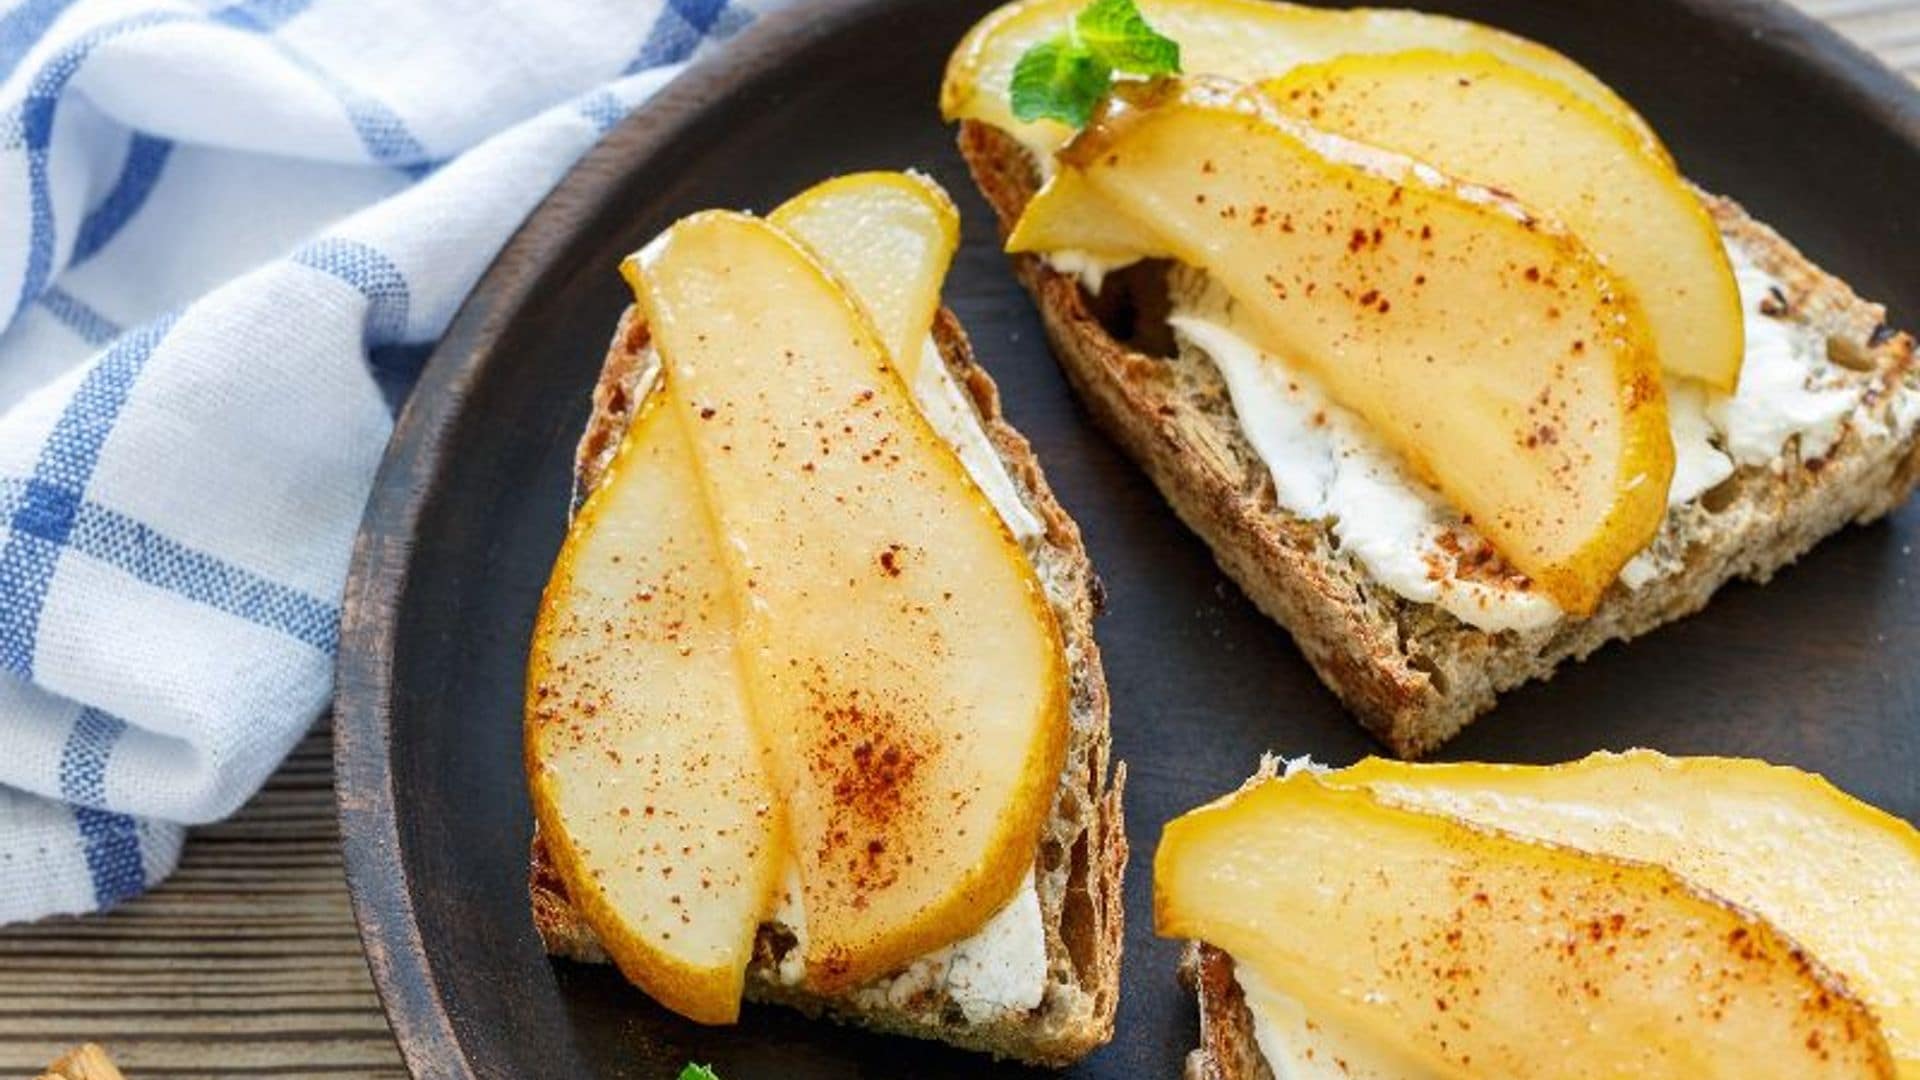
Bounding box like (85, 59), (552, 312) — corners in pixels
(677, 1066), (720, 1080)
(1074, 0), (1181, 73)
(1010, 0), (1181, 129)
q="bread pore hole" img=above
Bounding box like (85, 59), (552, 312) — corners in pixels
(1060, 827), (1098, 983)
(1700, 474), (1743, 514)
(1086, 260), (1177, 358)
(1408, 654), (1451, 696)
(1827, 333), (1878, 372)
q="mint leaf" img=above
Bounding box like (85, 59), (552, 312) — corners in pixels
(1010, 37), (1112, 128)
(1075, 0), (1180, 76)
(677, 1066), (720, 1080)
(1009, 0), (1181, 130)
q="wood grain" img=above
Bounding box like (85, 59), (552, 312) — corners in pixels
(0, 718), (407, 1077)
(0, 2), (1912, 1076)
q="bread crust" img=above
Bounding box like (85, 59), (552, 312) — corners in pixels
(528, 306), (1125, 1066)
(957, 119), (1920, 758)
(1180, 943), (1275, 1080)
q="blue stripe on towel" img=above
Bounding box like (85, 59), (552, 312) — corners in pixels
(0, 0), (80, 84)
(207, 0), (317, 33)
(68, 499), (342, 653)
(58, 708), (144, 908)
(0, 314), (177, 677)
(71, 134), (174, 266)
(0, 476), (342, 655)
(211, 4), (428, 172)
(625, 0), (743, 73)
(38, 285), (121, 346)
(576, 90), (627, 136)
(293, 237), (410, 346)
(12, 13), (194, 323)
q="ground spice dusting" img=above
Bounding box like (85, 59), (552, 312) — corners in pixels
(804, 676), (935, 910)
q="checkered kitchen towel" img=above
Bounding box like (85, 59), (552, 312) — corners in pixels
(0, 0), (772, 923)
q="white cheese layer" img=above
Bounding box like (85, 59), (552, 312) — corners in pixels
(1238, 963), (1428, 1080)
(913, 338), (1046, 542)
(1046, 249), (1132, 295)
(1713, 255), (1864, 467)
(1166, 303), (1561, 633)
(1080, 243), (1896, 632)
(770, 868), (1049, 1024)
(764, 336), (1051, 1020)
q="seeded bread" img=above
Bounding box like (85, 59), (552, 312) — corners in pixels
(957, 119), (1920, 758)
(527, 304), (1126, 1066)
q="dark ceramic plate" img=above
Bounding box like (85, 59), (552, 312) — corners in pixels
(335, 0), (1920, 1075)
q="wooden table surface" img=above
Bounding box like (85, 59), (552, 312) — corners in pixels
(1, 2), (1914, 1076)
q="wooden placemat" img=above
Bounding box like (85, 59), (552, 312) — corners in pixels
(1, 3), (1913, 1076)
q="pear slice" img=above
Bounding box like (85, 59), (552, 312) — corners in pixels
(1156, 774), (1897, 1078)
(767, 171), (960, 378)
(1038, 78), (1670, 612)
(943, 0), (1663, 165)
(1006, 166), (1168, 261)
(629, 211), (1068, 993)
(1263, 50), (1742, 390)
(1331, 751), (1920, 1076)
(526, 380), (782, 1025)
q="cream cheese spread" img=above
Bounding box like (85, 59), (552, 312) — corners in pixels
(1046, 249), (1132, 295)
(1064, 243), (1899, 632)
(913, 338), (1046, 542)
(1166, 295), (1561, 633)
(1238, 962), (1420, 1080)
(770, 867), (1049, 1023)
(1712, 255), (1864, 467)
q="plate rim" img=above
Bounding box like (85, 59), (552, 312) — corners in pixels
(332, 1), (1920, 1076)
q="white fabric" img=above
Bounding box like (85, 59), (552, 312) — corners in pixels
(0, 0), (769, 922)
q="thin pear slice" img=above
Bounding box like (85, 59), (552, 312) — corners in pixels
(526, 379), (782, 1025)
(767, 171), (960, 379)
(630, 212), (1068, 993)
(943, 0), (1664, 165)
(1332, 750), (1920, 1076)
(1156, 775), (1897, 1078)
(1047, 79), (1670, 612)
(1263, 50), (1742, 390)
(1007, 166), (1167, 260)
(767, 173), (1050, 543)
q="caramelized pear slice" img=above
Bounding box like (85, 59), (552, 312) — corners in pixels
(943, 0), (1662, 164)
(1044, 79), (1670, 612)
(630, 212), (1068, 993)
(526, 379), (781, 1025)
(1264, 50), (1742, 390)
(1156, 775), (1896, 1078)
(767, 171), (961, 377)
(1333, 751), (1920, 1076)
(1006, 167), (1167, 260)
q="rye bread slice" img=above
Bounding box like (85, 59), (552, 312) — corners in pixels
(528, 305), (1126, 1066)
(957, 119), (1920, 758)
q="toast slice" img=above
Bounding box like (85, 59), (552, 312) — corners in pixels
(958, 118), (1920, 757)
(1180, 942), (1275, 1080)
(528, 303), (1126, 1066)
